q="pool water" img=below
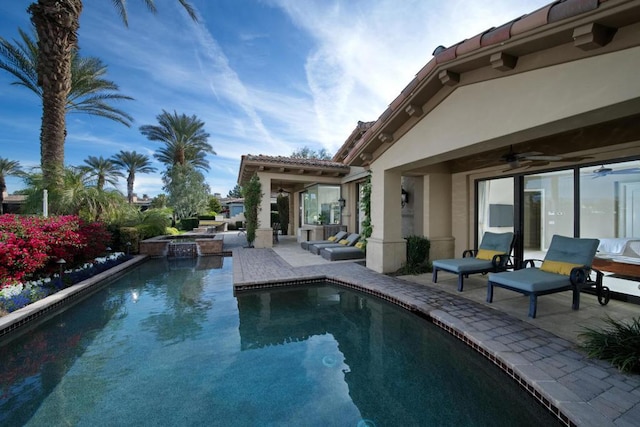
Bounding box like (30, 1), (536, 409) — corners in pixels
(0, 258), (561, 426)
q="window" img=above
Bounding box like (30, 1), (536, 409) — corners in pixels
(301, 185), (341, 225)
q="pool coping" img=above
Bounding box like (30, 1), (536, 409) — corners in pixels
(233, 260), (640, 427)
(0, 255), (148, 342)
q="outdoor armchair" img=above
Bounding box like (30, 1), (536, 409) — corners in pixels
(486, 234), (600, 318)
(432, 231), (514, 291)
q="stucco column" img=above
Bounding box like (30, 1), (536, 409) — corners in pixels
(424, 172), (454, 260)
(254, 174), (273, 248)
(366, 170), (407, 273)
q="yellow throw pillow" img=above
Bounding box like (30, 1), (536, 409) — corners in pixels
(338, 239), (350, 245)
(475, 249), (503, 260)
(355, 241), (365, 249)
(540, 260), (582, 276)
(327, 236), (337, 242)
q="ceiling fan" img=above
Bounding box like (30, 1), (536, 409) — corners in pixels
(591, 165), (640, 178)
(500, 145), (564, 170)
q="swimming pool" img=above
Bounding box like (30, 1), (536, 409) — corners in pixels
(0, 258), (560, 426)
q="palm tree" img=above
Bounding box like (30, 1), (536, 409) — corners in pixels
(0, 28), (134, 127)
(26, 0), (197, 193)
(140, 110), (215, 171)
(79, 155), (124, 191)
(111, 150), (157, 204)
(0, 158), (24, 214)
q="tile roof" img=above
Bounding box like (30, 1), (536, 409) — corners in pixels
(238, 154), (351, 185)
(338, 0), (637, 166)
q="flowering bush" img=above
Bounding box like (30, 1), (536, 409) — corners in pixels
(0, 215), (111, 286)
(0, 252), (129, 314)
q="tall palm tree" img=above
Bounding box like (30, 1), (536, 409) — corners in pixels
(0, 158), (24, 214)
(111, 150), (157, 204)
(79, 155), (124, 191)
(141, 110), (215, 171)
(0, 28), (134, 126)
(26, 0), (198, 192)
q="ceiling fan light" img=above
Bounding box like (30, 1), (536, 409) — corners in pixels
(508, 160), (519, 169)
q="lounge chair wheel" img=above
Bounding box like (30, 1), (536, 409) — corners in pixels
(598, 286), (610, 306)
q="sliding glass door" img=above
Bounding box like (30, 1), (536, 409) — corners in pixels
(477, 158), (640, 300)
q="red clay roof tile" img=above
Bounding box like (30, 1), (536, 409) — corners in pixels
(548, 0), (599, 23)
(511, 3), (554, 35)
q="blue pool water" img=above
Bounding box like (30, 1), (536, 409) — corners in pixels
(0, 258), (560, 426)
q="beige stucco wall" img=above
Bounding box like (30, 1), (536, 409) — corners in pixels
(366, 46), (640, 273)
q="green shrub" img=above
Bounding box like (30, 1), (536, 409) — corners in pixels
(579, 316), (640, 374)
(118, 227), (140, 254)
(395, 235), (431, 275)
(165, 227), (180, 235)
(179, 218), (199, 231)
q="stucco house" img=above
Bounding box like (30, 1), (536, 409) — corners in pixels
(238, 0), (640, 301)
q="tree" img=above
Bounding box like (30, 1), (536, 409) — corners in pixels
(208, 195), (222, 215)
(291, 146), (332, 160)
(141, 110), (215, 171)
(0, 28), (134, 127)
(111, 150), (157, 204)
(79, 155), (123, 191)
(243, 174), (262, 247)
(0, 158), (23, 214)
(227, 184), (242, 198)
(150, 194), (168, 209)
(26, 0), (197, 193)
(20, 167), (125, 220)
(164, 164), (209, 220)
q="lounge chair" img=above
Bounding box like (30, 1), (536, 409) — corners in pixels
(432, 231), (514, 292)
(320, 242), (365, 261)
(486, 234), (599, 318)
(308, 233), (360, 255)
(301, 230), (348, 250)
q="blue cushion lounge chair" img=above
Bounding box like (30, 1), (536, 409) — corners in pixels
(432, 232), (514, 292)
(320, 242), (365, 261)
(301, 230), (348, 250)
(487, 234), (599, 318)
(309, 233), (360, 255)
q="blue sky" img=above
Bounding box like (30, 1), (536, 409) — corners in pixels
(0, 0), (550, 197)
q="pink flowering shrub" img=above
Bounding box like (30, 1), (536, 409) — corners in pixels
(0, 215), (111, 287)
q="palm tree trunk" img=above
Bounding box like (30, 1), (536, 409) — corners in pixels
(0, 177), (5, 215)
(127, 174), (135, 204)
(29, 0), (83, 192)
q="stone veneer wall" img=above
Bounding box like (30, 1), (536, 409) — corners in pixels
(196, 238), (224, 256)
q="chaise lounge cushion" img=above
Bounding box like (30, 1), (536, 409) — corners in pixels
(432, 231), (514, 292)
(487, 234), (599, 318)
(309, 233), (360, 255)
(301, 231), (347, 250)
(320, 245), (365, 261)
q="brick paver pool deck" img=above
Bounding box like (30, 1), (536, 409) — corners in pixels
(229, 233), (640, 427)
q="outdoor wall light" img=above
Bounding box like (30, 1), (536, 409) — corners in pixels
(401, 188), (409, 207)
(338, 197), (346, 209)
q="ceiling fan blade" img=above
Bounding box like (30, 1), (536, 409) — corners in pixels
(591, 166), (640, 178)
(523, 155), (562, 161)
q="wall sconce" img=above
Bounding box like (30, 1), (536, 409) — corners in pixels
(401, 188), (409, 207)
(338, 197), (346, 209)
